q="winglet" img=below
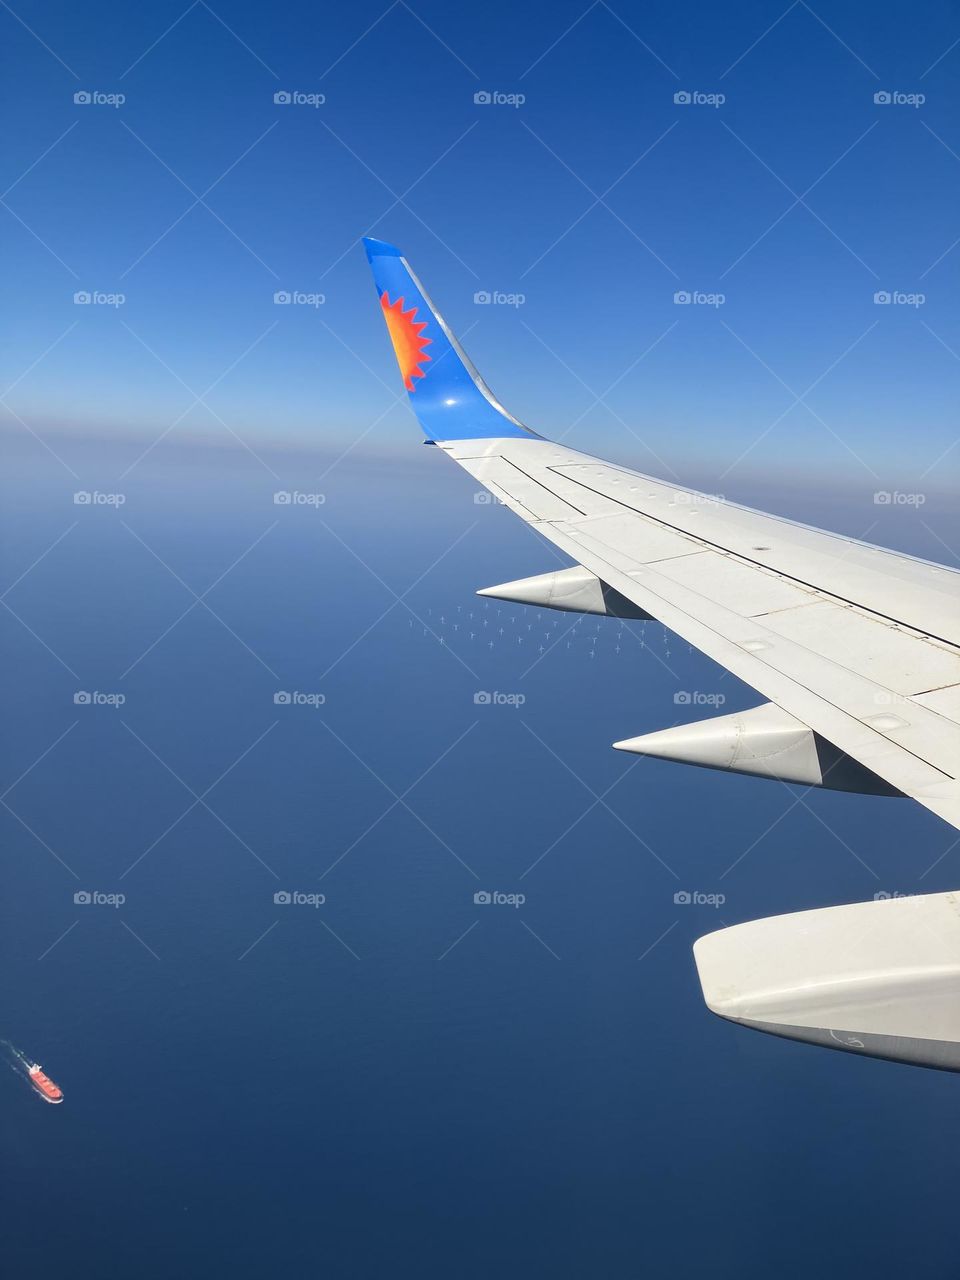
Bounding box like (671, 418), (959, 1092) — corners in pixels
(363, 236), (403, 261)
(362, 237), (539, 442)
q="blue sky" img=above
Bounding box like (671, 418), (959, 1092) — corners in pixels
(2, 0), (959, 491)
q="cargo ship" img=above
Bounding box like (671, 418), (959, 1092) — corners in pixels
(28, 1062), (63, 1104)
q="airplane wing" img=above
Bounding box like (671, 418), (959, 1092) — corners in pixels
(363, 236), (960, 830)
(363, 235), (960, 1070)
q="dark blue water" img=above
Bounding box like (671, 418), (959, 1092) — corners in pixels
(2, 430), (959, 1278)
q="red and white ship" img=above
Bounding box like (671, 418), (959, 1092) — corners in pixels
(28, 1062), (63, 1104)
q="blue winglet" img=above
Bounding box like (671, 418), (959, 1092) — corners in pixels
(362, 237), (540, 442)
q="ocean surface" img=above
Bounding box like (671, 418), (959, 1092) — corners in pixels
(2, 429), (959, 1278)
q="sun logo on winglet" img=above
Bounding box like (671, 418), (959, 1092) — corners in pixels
(381, 292), (432, 391)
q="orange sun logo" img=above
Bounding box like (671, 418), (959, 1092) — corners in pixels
(381, 292), (432, 391)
